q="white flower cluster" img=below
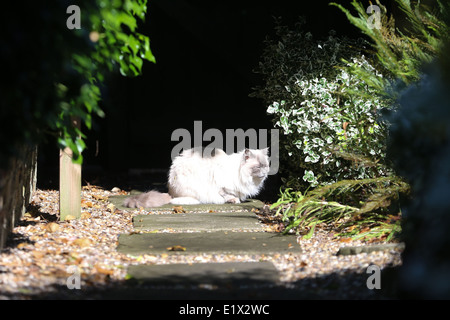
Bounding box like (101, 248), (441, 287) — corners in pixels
(267, 56), (386, 186)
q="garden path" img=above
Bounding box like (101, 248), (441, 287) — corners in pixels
(109, 195), (307, 299)
(108, 193), (403, 299)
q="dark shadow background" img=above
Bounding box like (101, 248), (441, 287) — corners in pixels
(37, 0), (395, 201)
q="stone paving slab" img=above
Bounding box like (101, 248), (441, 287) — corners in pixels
(109, 194), (265, 212)
(133, 211), (262, 231)
(113, 192), (302, 296)
(337, 243), (405, 256)
(127, 262), (279, 287)
(118, 231), (300, 256)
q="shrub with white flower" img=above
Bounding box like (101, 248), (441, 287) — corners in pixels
(252, 20), (391, 189)
(267, 56), (388, 187)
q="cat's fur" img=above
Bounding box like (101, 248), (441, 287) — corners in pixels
(123, 148), (269, 208)
(123, 190), (172, 208)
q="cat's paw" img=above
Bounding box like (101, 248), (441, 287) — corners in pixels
(226, 197), (241, 204)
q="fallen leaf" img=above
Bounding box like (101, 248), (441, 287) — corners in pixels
(81, 200), (93, 208)
(82, 184), (102, 192)
(172, 206), (185, 214)
(66, 252), (83, 264)
(263, 224), (281, 233)
(81, 212), (91, 219)
(17, 242), (29, 249)
(359, 227), (371, 233)
(92, 194), (107, 201)
(72, 238), (92, 248)
(59, 238), (71, 244)
(166, 245), (186, 251)
(286, 254), (296, 262)
(31, 250), (45, 259)
(387, 214), (401, 222)
(45, 222), (60, 233)
(94, 264), (115, 276)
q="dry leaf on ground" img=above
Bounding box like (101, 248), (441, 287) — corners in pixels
(72, 238), (93, 248)
(166, 245), (186, 251)
(45, 222), (60, 233)
(172, 206), (185, 214)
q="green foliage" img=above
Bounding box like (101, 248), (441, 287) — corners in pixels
(271, 177), (409, 240)
(267, 58), (390, 187)
(0, 0), (155, 166)
(331, 0), (450, 96)
(252, 19), (390, 189)
(89, 0), (156, 77)
(59, 0), (155, 163)
(257, 1), (450, 240)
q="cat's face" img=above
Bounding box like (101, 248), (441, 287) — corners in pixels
(242, 148), (270, 181)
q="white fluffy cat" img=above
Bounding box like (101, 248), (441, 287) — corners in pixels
(123, 148), (269, 208)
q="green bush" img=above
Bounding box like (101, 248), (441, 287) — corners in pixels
(252, 20), (390, 189)
(267, 57), (389, 187)
(272, 177), (408, 240)
(331, 0), (450, 96)
(0, 0), (155, 166)
(261, 0), (449, 240)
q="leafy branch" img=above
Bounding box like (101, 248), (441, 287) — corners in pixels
(0, 0), (155, 166)
(272, 176), (409, 240)
(330, 0), (450, 94)
(59, 0), (155, 163)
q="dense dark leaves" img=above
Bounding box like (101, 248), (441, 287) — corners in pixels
(0, 0), (154, 166)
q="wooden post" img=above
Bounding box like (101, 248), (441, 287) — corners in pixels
(59, 118), (81, 221)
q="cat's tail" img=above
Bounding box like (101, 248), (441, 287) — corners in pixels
(123, 190), (172, 208)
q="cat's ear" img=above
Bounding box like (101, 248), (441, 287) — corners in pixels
(244, 148), (252, 161)
(261, 147), (269, 155)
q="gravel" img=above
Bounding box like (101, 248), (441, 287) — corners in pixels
(0, 187), (403, 299)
